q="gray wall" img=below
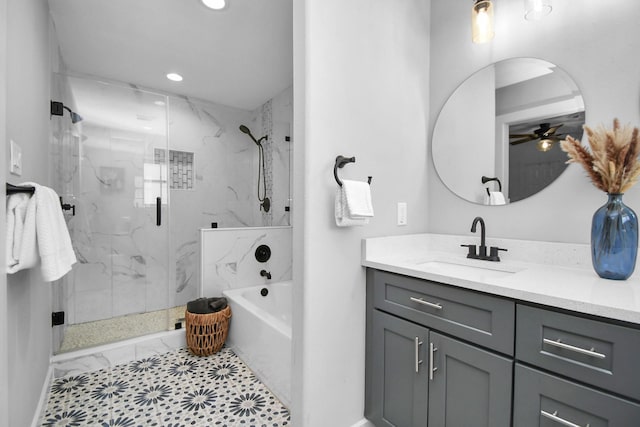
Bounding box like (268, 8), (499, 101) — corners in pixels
(292, 0), (431, 425)
(3, 0), (55, 426)
(428, 0), (640, 243)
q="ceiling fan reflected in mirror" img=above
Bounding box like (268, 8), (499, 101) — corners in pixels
(509, 123), (565, 152)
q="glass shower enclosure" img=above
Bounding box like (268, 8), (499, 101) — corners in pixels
(51, 74), (172, 353)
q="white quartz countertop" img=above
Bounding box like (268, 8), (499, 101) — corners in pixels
(362, 233), (640, 324)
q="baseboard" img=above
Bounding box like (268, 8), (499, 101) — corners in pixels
(351, 418), (375, 427)
(30, 364), (53, 427)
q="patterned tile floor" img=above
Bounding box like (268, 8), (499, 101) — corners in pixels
(40, 347), (291, 427)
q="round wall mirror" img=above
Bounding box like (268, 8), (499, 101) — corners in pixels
(432, 58), (585, 205)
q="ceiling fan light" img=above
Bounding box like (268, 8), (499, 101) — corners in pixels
(537, 139), (554, 152)
(524, 0), (552, 21)
(472, 0), (495, 44)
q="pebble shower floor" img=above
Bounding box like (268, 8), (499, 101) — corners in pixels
(40, 347), (291, 426)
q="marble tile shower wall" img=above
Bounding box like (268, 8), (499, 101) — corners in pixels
(169, 87), (292, 309)
(200, 227), (292, 298)
(54, 82), (292, 326)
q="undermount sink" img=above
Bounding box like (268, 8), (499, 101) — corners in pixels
(414, 260), (524, 281)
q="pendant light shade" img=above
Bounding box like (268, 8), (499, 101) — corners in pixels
(472, 0), (495, 44)
(524, 0), (552, 21)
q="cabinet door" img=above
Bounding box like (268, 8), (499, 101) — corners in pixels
(428, 332), (512, 427)
(366, 310), (429, 427)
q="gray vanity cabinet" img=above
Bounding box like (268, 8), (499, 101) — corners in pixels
(365, 268), (640, 427)
(365, 269), (514, 427)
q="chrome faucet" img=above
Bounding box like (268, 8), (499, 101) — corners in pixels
(461, 216), (507, 261)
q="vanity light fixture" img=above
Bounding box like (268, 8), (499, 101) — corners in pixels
(201, 0), (226, 10)
(472, 0), (495, 44)
(166, 73), (183, 82)
(524, 0), (552, 21)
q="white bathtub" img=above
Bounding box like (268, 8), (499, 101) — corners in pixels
(223, 281), (292, 407)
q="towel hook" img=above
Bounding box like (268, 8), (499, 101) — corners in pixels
(334, 155), (372, 187)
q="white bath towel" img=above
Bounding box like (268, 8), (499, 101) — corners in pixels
(486, 191), (506, 206)
(6, 183), (77, 281)
(342, 179), (374, 218)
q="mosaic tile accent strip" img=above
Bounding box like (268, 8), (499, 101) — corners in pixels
(261, 100), (273, 226)
(155, 148), (195, 190)
(41, 347), (290, 426)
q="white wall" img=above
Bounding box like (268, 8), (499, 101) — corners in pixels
(4, 0), (54, 426)
(428, 0), (640, 242)
(292, 1), (430, 426)
(0, 0), (9, 423)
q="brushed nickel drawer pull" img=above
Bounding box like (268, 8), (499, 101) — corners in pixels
(429, 342), (438, 381)
(541, 410), (589, 427)
(543, 338), (606, 359)
(414, 337), (423, 373)
(409, 296), (443, 310)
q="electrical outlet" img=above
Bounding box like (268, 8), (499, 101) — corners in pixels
(397, 202), (407, 226)
(10, 140), (22, 176)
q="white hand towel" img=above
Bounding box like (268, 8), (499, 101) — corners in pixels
(342, 179), (374, 218)
(335, 188), (369, 227)
(6, 183), (77, 281)
(488, 191), (506, 205)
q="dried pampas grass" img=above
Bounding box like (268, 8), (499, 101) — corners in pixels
(560, 119), (640, 194)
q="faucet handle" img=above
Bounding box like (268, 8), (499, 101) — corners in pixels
(488, 246), (507, 262)
(460, 244), (477, 258)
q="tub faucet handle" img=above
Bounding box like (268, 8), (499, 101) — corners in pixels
(260, 270), (272, 280)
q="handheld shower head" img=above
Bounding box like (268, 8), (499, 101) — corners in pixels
(239, 125), (267, 146)
(63, 106), (83, 124)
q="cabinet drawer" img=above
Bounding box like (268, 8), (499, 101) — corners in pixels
(516, 304), (640, 401)
(514, 364), (640, 427)
(371, 270), (515, 355)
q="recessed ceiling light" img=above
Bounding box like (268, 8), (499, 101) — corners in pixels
(154, 100), (166, 106)
(143, 126), (153, 131)
(166, 73), (183, 82)
(201, 0), (226, 10)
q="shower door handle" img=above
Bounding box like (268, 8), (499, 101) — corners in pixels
(156, 197), (161, 226)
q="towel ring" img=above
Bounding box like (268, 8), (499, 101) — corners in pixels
(334, 155), (372, 187)
(481, 176), (502, 193)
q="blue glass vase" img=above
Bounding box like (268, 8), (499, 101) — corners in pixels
(591, 193), (638, 280)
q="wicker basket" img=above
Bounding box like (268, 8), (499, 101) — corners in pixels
(185, 305), (232, 356)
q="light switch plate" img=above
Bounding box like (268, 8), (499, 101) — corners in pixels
(397, 202), (407, 226)
(10, 140), (22, 176)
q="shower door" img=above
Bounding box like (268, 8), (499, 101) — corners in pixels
(51, 74), (171, 353)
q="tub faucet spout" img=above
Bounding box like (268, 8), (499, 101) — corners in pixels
(260, 270), (272, 280)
